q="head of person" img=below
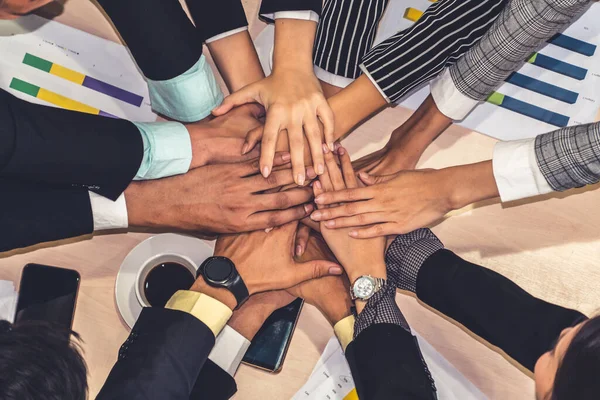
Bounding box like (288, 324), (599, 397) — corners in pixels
(534, 315), (600, 400)
(0, 320), (88, 400)
(0, 0), (53, 20)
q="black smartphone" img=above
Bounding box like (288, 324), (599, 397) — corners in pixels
(242, 298), (303, 373)
(15, 264), (80, 330)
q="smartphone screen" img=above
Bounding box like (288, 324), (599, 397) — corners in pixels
(15, 264), (80, 329)
(242, 298), (303, 373)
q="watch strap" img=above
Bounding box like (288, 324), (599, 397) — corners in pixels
(229, 273), (250, 309)
(199, 257), (250, 310)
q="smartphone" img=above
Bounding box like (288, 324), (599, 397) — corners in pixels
(242, 298), (303, 373)
(15, 264), (80, 330)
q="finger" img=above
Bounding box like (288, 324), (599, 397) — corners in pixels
(295, 224), (311, 256)
(283, 259), (343, 289)
(321, 213), (388, 229)
(318, 156), (335, 193)
(324, 149), (345, 191)
(316, 102), (335, 151)
(212, 84), (259, 116)
(287, 125), (306, 186)
(209, 138), (260, 165)
(306, 165), (317, 180)
(252, 168), (315, 192)
(254, 188), (313, 210)
(300, 216), (320, 232)
(338, 147), (358, 189)
(304, 118), (325, 176)
(247, 204), (314, 230)
(239, 152), (291, 177)
(358, 171), (397, 186)
(311, 201), (380, 222)
(349, 223), (399, 239)
(259, 116), (282, 178)
(243, 125), (264, 155)
(314, 187), (375, 205)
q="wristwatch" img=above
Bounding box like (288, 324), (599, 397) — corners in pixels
(350, 275), (386, 301)
(198, 256), (250, 309)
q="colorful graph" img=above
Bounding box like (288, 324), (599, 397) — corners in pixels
(548, 33), (597, 57)
(505, 72), (579, 104)
(22, 53), (144, 107)
(10, 77), (117, 118)
(527, 53), (587, 80)
(487, 92), (569, 127)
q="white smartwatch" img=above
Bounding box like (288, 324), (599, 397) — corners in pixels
(350, 275), (386, 301)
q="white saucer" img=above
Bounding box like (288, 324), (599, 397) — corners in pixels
(115, 233), (214, 329)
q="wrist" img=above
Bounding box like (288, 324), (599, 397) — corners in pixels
(346, 262), (387, 286)
(189, 275), (238, 311)
(273, 19), (315, 72)
(317, 300), (352, 327)
(186, 124), (211, 169)
(443, 161), (499, 211)
(227, 304), (272, 341)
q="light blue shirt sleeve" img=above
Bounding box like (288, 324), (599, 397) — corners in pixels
(133, 121), (192, 180)
(146, 55), (224, 122)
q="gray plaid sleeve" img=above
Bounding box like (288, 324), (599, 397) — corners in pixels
(450, 0), (591, 101)
(354, 283), (410, 337)
(535, 122), (600, 191)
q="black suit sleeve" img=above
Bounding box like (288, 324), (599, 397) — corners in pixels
(0, 179), (93, 253)
(259, 0), (323, 22)
(98, 308), (217, 400)
(0, 89), (143, 201)
(345, 323), (436, 400)
(186, 0), (248, 42)
(416, 250), (587, 372)
(190, 360), (237, 400)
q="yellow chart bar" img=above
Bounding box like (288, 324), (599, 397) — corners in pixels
(344, 388), (359, 400)
(37, 88), (100, 115)
(404, 7), (424, 22)
(49, 63), (86, 85)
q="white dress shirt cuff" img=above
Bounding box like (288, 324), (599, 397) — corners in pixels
(314, 65), (354, 88)
(208, 325), (251, 377)
(430, 68), (480, 121)
(267, 11), (320, 22)
(206, 26), (249, 44)
(89, 192), (128, 231)
(359, 64), (390, 103)
(492, 139), (554, 202)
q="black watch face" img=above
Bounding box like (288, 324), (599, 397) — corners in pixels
(205, 258), (234, 283)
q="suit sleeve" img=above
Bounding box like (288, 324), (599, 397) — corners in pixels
(97, 308), (217, 400)
(0, 89), (143, 201)
(416, 249), (587, 372)
(345, 323), (437, 400)
(186, 0), (248, 42)
(259, 0), (323, 22)
(0, 179), (93, 253)
(190, 360), (237, 400)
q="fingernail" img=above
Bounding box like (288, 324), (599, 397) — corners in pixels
(322, 143), (330, 154)
(304, 203), (314, 213)
(338, 147), (346, 156)
(315, 195), (324, 204)
(311, 211), (322, 220)
(262, 166), (270, 178)
(241, 143), (249, 155)
(349, 231), (358, 237)
(325, 220), (335, 228)
(307, 167), (317, 179)
(328, 142), (335, 152)
(296, 245), (303, 256)
(265, 227), (274, 233)
(314, 181), (322, 190)
(297, 173), (305, 186)
(334, 142), (341, 151)
(281, 153), (291, 161)
(359, 172), (369, 180)
(329, 266), (343, 275)
(317, 163), (325, 175)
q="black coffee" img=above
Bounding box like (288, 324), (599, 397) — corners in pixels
(144, 263), (195, 307)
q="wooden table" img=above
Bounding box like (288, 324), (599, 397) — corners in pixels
(2, 1), (599, 398)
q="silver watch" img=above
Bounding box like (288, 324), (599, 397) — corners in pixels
(350, 275), (386, 301)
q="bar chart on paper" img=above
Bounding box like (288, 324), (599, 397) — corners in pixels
(374, 0), (600, 141)
(0, 15), (156, 122)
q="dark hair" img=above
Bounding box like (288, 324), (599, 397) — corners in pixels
(0, 320), (88, 400)
(552, 315), (600, 400)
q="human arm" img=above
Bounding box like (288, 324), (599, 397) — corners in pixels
(385, 229), (587, 372)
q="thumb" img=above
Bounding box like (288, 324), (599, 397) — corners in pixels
(212, 84), (261, 116)
(285, 260), (343, 288)
(358, 171), (397, 186)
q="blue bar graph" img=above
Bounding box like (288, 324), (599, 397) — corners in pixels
(528, 53), (587, 80)
(548, 33), (596, 56)
(506, 73), (579, 104)
(487, 92), (570, 128)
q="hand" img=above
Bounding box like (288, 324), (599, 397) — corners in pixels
(312, 161), (499, 238)
(227, 291), (296, 340)
(313, 147), (386, 283)
(214, 221), (343, 295)
(126, 153), (316, 233)
(287, 234), (352, 325)
(187, 104), (264, 169)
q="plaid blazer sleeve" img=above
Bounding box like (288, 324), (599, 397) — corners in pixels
(449, 0), (592, 101)
(535, 122), (600, 191)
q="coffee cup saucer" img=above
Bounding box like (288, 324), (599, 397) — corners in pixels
(115, 233), (214, 329)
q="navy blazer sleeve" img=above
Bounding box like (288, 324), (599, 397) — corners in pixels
(97, 308), (223, 400)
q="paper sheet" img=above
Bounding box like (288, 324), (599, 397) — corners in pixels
(0, 280), (17, 323)
(294, 334), (487, 400)
(0, 14), (156, 122)
(376, 1), (600, 141)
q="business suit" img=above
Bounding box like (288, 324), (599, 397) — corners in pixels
(97, 307), (237, 400)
